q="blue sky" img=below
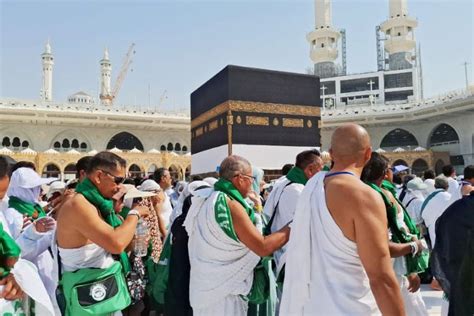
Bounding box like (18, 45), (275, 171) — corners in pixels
(0, 0), (472, 110)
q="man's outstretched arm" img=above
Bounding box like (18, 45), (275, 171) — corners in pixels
(353, 189), (405, 316)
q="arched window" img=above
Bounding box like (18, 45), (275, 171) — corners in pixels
(71, 139), (79, 149)
(160, 145), (166, 151)
(429, 124), (460, 147)
(53, 141), (61, 149)
(62, 139), (70, 149)
(175, 143), (181, 152)
(128, 164), (143, 178)
(21, 141), (29, 148)
(2, 137), (10, 147)
(107, 132), (144, 151)
(167, 143), (173, 152)
(42, 163), (61, 178)
(64, 164), (77, 181)
(412, 159), (428, 177)
(182, 146), (188, 152)
(80, 142), (87, 151)
(12, 137), (21, 148)
(380, 129), (418, 149)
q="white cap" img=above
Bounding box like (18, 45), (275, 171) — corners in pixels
(138, 179), (161, 192)
(123, 184), (157, 200)
(10, 167), (57, 189)
(407, 177), (428, 191)
(47, 180), (66, 199)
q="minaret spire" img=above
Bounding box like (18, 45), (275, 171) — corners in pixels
(40, 39), (54, 101)
(307, 0), (341, 78)
(100, 47), (112, 105)
(380, 0), (418, 70)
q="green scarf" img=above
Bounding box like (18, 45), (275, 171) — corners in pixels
(214, 178), (255, 222)
(75, 178), (131, 273)
(0, 222), (21, 278)
(367, 181), (429, 274)
(382, 180), (398, 198)
(8, 196), (45, 219)
(286, 167), (308, 185)
(214, 178), (274, 312)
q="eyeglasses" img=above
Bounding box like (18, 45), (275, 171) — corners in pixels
(99, 169), (125, 184)
(235, 174), (257, 181)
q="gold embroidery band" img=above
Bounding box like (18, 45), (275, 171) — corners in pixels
(282, 118), (304, 128)
(191, 100), (321, 129)
(246, 116), (269, 126)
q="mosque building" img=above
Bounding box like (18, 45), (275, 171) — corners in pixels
(313, 0), (474, 175)
(0, 42), (191, 180)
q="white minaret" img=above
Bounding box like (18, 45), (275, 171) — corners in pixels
(40, 40), (54, 101)
(99, 48), (112, 105)
(307, 0), (341, 78)
(380, 0), (418, 70)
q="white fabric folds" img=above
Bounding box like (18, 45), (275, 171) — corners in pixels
(279, 172), (380, 315)
(184, 191), (260, 314)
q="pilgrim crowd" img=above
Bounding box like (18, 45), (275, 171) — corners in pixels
(0, 123), (472, 316)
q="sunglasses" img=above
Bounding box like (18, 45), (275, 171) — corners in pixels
(99, 169), (125, 184)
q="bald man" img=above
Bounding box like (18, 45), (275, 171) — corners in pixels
(280, 124), (404, 315)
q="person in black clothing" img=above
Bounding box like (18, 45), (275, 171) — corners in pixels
(164, 181), (212, 316)
(431, 193), (474, 316)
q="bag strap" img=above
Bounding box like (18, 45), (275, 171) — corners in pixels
(265, 181), (294, 231)
(405, 197), (417, 208)
(399, 187), (407, 204)
(56, 246), (62, 278)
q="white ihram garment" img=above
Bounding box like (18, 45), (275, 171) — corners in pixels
(184, 191), (260, 316)
(421, 190), (452, 247)
(279, 172), (380, 316)
(58, 242), (115, 272)
(263, 177), (303, 274)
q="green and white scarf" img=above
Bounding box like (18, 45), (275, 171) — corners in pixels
(213, 178), (255, 241)
(75, 178), (131, 273)
(368, 181), (429, 274)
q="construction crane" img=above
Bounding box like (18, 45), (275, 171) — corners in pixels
(158, 90), (168, 107)
(101, 43), (135, 106)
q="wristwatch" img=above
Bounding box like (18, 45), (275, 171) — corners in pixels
(127, 209), (140, 220)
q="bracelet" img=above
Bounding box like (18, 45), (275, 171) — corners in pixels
(127, 209), (140, 220)
(254, 204), (263, 212)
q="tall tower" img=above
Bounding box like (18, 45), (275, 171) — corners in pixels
(380, 0), (418, 70)
(307, 0), (341, 78)
(40, 40), (54, 101)
(100, 48), (112, 105)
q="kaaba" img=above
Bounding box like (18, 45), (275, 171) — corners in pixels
(191, 65), (321, 175)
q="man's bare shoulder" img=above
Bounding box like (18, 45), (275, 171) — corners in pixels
(60, 193), (96, 217)
(227, 199), (245, 214)
(326, 177), (383, 213)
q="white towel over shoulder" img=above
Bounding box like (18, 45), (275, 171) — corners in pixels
(279, 172), (380, 316)
(184, 191), (260, 314)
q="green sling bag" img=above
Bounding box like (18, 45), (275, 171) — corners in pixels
(59, 261), (131, 316)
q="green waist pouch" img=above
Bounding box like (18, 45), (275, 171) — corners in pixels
(58, 261), (131, 316)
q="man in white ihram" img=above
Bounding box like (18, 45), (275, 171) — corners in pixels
(280, 123), (405, 315)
